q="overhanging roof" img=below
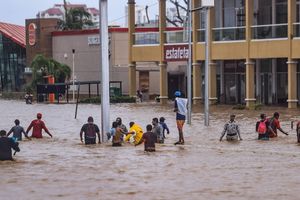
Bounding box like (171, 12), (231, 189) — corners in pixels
(0, 22), (25, 48)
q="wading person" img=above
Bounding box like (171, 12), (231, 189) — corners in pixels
(26, 113), (52, 138)
(80, 116), (101, 145)
(267, 112), (288, 138)
(220, 114), (242, 142)
(7, 119), (31, 141)
(116, 117), (128, 133)
(159, 117), (170, 139)
(174, 91), (187, 145)
(296, 121), (300, 143)
(152, 118), (163, 143)
(125, 122), (143, 145)
(108, 121), (124, 147)
(0, 130), (20, 161)
(135, 124), (157, 152)
(256, 114), (270, 140)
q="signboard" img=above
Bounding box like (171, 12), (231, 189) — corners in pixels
(88, 36), (100, 45)
(164, 45), (190, 62)
(28, 23), (37, 46)
(202, 0), (214, 7)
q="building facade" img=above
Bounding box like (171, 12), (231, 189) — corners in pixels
(127, 0), (300, 108)
(0, 22), (26, 92)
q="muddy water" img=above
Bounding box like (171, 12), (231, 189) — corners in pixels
(0, 100), (299, 200)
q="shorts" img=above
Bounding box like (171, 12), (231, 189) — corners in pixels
(226, 134), (238, 141)
(85, 137), (96, 145)
(176, 120), (185, 131)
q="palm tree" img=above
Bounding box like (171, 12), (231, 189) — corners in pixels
(30, 54), (71, 89)
(57, 0), (94, 30)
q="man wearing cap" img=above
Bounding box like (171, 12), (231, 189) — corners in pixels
(80, 116), (101, 144)
(220, 114), (242, 141)
(26, 113), (52, 138)
(174, 91), (187, 145)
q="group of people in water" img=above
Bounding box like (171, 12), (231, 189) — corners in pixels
(1, 90), (300, 161)
(220, 111), (300, 142)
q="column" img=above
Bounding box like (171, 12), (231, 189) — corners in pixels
(287, 0), (297, 108)
(245, 0), (255, 108)
(245, 60), (256, 108)
(159, 0), (168, 104)
(287, 60), (298, 108)
(208, 8), (217, 104)
(128, 0), (136, 97)
(159, 62), (168, 104)
(192, 0), (202, 105)
(209, 62), (217, 104)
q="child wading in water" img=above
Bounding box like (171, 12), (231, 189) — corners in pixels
(136, 124), (157, 152)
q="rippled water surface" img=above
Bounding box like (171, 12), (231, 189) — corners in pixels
(0, 100), (299, 200)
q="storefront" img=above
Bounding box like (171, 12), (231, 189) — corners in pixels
(0, 22), (26, 92)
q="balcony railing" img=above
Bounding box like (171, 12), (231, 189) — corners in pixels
(251, 23), (288, 39)
(197, 29), (205, 42)
(165, 30), (187, 44)
(213, 26), (246, 41)
(133, 32), (159, 45)
(294, 22), (300, 38)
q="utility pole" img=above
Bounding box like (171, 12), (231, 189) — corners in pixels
(99, 0), (110, 142)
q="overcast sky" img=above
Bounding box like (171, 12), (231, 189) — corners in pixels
(0, 0), (158, 26)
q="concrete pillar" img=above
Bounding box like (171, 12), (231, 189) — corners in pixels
(192, 0), (201, 105)
(245, 60), (256, 108)
(159, 0), (168, 104)
(128, 0), (136, 97)
(159, 62), (168, 104)
(207, 8), (217, 104)
(287, 0), (297, 108)
(209, 62), (217, 104)
(287, 60), (298, 108)
(193, 63), (202, 104)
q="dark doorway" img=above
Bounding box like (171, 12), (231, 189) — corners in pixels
(168, 74), (184, 98)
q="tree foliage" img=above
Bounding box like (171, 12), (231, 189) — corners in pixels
(57, 0), (94, 30)
(30, 54), (71, 89)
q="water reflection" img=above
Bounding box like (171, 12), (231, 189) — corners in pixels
(0, 100), (299, 200)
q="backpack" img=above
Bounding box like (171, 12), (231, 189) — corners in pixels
(257, 120), (267, 134)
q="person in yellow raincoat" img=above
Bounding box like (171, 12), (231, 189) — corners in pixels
(124, 122), (143, 145)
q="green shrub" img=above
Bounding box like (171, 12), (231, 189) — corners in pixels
(232, 104), (246, 110)
(79, 96), (136, 104)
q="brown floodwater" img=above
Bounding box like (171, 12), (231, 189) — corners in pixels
(0, 100), (299, 200)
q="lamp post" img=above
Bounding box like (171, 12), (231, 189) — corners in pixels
(72, 49), (75, 103)
(99, 0), (110, 142)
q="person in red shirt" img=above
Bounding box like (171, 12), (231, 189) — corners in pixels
(267, 112), (288, 138)
(26, 113), (52, 138)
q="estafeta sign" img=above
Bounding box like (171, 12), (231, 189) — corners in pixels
(202, 0), (214, 7)
(164, 45), (190, 62)
(88, 36), (100, 45)
(28, 23), (37, 46)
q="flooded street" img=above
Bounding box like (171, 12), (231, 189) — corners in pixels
(0, 100), (299, 200)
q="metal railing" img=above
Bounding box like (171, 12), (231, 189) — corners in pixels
(165, 30), (187, 43)
(213, 26), (246, 41)
(251, 23), (288, 39)
(294, 22), (300, 38)
(133, 32), (159, 45)
(197, 29), (205, 42)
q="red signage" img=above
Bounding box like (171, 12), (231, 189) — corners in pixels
(164, 44), (190, 62)
(28, 23), (37, 46)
